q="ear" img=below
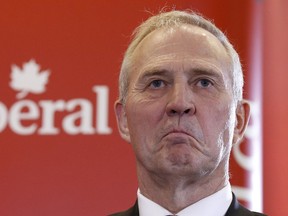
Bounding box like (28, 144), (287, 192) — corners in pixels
(114, 100), (131, 143)
(233, 100), (251, 145)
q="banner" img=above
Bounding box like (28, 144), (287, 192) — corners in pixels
(0, 1), (266, 215)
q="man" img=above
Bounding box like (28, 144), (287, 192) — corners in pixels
(111, 10), (266, 216)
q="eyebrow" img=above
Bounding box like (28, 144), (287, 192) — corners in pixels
(191, 67), (228, 89)
(138, 69), (172, 81)
(139, 66), (225, 82)
(191, 67), (224, 80)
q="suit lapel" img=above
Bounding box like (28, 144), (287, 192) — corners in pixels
(109, 201), (139, 216)
(225, 193), (255, 216)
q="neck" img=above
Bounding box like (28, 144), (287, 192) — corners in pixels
(137, 165), (229, 213)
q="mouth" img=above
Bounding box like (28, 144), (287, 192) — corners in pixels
(164, 129), (192, 137)
(162, 129), (192, 145)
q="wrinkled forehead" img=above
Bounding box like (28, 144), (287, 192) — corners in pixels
(128, 25), (233, 81)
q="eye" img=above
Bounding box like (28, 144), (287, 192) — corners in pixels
(149, 80), (166, 89)
(196, 79), (213, 88)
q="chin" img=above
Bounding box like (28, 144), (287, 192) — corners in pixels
(166, 153), (193, 167)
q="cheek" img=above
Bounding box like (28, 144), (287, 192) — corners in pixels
(126, 92), (166, 124)
(199, 100), (236, 146)
(213, 105), (236, 153)
(126, 108), (160, 163)
(125, 99), (163, 147)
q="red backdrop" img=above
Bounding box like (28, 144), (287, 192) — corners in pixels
(263, 0), (288, 215)
(0, 0), (284, 215)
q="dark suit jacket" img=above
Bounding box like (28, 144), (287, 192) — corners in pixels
(109, 194), (267, 216)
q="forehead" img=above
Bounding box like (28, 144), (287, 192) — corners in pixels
(129, 24), (232, 79)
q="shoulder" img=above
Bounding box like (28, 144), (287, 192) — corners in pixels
(231, 204), (267, 216)
(225, 194), (267, 216)
(108, 202), (139, 216)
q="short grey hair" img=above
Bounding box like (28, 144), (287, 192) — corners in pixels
(118, 10), (243, 104)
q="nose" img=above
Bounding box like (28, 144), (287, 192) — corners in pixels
(166, 83), (195, 117)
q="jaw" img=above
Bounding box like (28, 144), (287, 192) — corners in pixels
(136, 156), (230, 214)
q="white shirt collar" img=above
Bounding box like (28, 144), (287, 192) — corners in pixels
(137, 183), (232, 216)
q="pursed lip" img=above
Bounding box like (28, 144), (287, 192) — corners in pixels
(161, 129), (193, 147)
(160, 127), (200, 149)
(163, 128), (192, 139)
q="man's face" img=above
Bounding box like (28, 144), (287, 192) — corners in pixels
(115, 25), (249, 180)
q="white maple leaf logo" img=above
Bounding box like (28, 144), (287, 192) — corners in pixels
(10, 59), (50, 99)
